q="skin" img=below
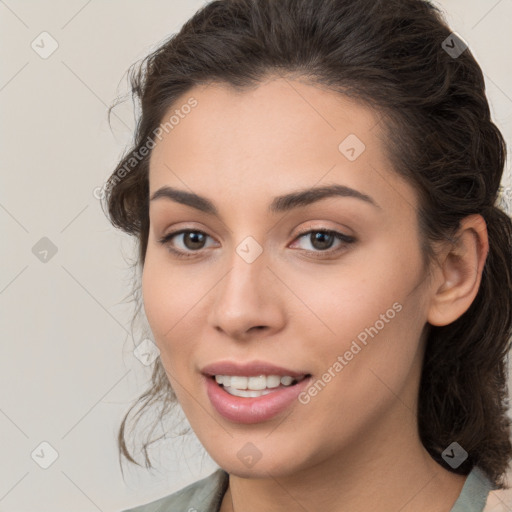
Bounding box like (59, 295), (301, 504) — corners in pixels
(142, 76), (489, 512)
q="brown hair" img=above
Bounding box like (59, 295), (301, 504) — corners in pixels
(103, 0), (512, 488)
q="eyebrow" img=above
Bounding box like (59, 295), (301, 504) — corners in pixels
(150, 183), (380, 215)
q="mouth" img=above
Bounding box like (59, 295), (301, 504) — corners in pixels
(202, 363), (313, 423)
(211, 374), (311, 398)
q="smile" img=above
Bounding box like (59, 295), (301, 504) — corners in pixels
(214, 374), (308, 397)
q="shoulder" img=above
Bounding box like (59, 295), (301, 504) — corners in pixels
(449, 465), (497, 512)
(120, 468), (229, 512)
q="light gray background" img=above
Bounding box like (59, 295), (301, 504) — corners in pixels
(1, 1), (511, 511)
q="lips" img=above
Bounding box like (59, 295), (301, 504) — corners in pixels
(201, 360), (312, 423)
(201, 360), (309, 379)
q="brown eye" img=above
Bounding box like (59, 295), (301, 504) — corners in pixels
(181, 231), (207, 250)
(158, 229), (216, 258)
(291, 229), (356, 258)
(309, 231), (336, 250)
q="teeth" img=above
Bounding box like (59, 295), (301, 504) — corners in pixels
(214, 374), (301, 390)
(248, 375), (266, 390)
(266, 375), (281, 388)
(224, 387), (275, 398)
(230, 376), (248, 389)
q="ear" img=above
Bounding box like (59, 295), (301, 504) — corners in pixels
(427, 214), (489, 327)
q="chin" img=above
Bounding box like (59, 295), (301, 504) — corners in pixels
(206, 443), (311, 479)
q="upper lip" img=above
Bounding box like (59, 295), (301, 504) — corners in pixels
(201, 360), (309, 378)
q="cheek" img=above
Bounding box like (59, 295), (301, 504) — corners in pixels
(141, 258), (204, 407)
(141, 253), (201, 360)
(286, 237), (428, 419)
(289, 237), (424, 347)
(293, 287), (425, 449)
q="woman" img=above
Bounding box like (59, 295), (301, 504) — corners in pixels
(104, 0), (512, 510)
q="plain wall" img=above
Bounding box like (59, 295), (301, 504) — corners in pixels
(1, 1), (511, 511)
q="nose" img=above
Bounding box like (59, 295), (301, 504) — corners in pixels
(207, 246), (286, 341)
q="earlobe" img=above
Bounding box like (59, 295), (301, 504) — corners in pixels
(427, 214), (489, 327)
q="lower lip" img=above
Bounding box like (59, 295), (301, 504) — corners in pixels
(204, 375), (312, 424)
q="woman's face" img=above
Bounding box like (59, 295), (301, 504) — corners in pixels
(143, 77), (435, 477)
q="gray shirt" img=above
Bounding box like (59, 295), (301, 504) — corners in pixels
(121, 465), (495, 512)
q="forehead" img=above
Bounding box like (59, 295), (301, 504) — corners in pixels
(148, 77), (417, 214)
(150, 77), (381, 167)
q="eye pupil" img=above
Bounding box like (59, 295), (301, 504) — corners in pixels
(185, 232), (206, 250)
(311, 231), (334, 250)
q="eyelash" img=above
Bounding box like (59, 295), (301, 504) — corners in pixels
(157, 228), (356, 260)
